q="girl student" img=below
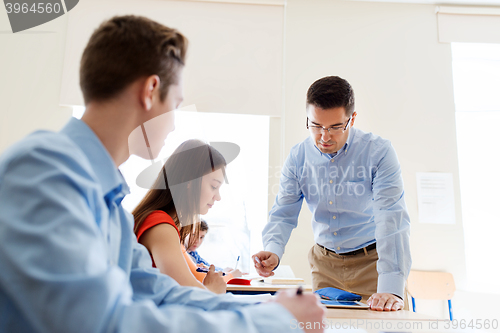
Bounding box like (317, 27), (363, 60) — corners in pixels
(133, 139), (232, 294)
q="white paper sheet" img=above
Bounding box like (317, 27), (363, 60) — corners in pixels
(272, 265), (296, 278)
(230, 293), (275, 303)
(416, 172), (456, 224)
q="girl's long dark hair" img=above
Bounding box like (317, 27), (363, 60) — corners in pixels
(133, 139), (226, 250)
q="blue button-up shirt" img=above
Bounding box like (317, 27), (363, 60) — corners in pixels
(263, 127), (411, 298)
(188, 250), (224, 272)
(0, 118), (295, 333)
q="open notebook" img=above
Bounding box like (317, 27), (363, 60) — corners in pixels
(262, 277), (305, 285)
(258, 265), (305, 284)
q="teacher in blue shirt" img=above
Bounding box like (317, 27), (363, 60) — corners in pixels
(253, 76), (411, 312)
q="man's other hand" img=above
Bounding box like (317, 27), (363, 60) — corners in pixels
(251, 251), (279, 277)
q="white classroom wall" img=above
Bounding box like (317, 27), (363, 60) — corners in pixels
(0, 0), (497, 321)
(0, 13), (71, 152)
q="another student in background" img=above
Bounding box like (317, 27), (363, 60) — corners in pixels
(187, 219), (243, 278)
(133, 140), (229, 294)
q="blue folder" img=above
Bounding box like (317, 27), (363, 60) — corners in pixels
(314, 287), (362, 302)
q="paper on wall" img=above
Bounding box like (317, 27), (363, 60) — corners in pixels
(416, 172), (456, 224)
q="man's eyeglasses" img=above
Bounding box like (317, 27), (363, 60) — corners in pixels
(306, 116), (352, 134)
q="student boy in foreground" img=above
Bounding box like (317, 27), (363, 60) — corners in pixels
(0, 15), (324, 333)
(253, 76), (411, 311)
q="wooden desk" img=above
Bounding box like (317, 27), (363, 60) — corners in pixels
(226, 280), (312, 295)
(228, 284), (446, 332)
(327, 308), (438, 320)
(323, 309), (444, 333)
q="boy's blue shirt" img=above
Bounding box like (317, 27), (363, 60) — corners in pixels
(188, 250), (224, 272)
(0, 117), (296, 333)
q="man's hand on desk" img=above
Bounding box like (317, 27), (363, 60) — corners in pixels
(252, 251), (279, 277)
(367, 293), (404, 311)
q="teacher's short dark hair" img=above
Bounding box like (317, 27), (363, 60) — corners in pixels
(306, 76), (355, 116)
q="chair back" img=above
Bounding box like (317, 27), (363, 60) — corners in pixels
(407, 270), (456, 300)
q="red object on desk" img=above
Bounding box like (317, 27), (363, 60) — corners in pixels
(227, 278), (252, 285)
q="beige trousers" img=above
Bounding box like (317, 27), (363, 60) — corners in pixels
(308, 243), (409, 309)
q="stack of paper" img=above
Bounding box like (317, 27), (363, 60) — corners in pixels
(231, 294), (275, 304)
(272, 265), (296, 278)
(262, 277), (304, 285)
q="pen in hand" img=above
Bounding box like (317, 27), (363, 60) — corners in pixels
(234, 256), (240, 270)
(254, 256), (262, 266)
(196, 267), (226, 276)
(296, 286), (303, 296)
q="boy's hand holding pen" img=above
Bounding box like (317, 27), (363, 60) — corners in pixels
(273, 287), (325, 333)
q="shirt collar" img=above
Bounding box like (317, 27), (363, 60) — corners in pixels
(60, 118), (130, 204)
(309, 127), (355, 158)
(343, 127), (354, 154)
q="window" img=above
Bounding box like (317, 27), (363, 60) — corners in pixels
(452, 43), (500, 294)
(72, 108), (270, 273)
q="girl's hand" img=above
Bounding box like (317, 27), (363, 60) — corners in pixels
(202, 265), (226, 294)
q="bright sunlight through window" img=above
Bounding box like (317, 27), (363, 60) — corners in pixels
(72, 107), (270, 274)
(452, 43), (500, 294)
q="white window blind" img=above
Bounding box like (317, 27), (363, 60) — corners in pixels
(452, 43), (500, 294)
(60, 0), (284, 116)
(437, 6), (500, 44)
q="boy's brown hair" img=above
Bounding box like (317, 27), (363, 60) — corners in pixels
(80, 15), (188, 104)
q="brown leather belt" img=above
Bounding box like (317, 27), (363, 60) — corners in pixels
(317, 242), (376, 256)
